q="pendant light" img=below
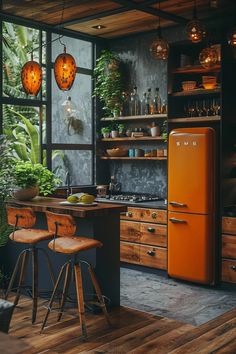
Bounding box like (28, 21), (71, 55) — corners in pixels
(199, 46), (218, 69)
(54, 43), (77, 91)
(21, 54), (42, 96)
(186, 0), (206, 43)
(150, 2), (169, 60)
(228, 28), (236, 47)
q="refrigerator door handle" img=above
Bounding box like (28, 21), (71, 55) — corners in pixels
(169, 217), (187, 224)
(169, 201), (187, 207)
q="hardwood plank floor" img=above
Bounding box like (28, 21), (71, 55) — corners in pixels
(7, 294), (236, 354)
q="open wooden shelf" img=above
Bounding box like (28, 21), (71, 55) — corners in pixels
(172, 64), (221, 74)
(170, 88), (221, 97)
(168, 115), (221, 123)
(101, 136), (165, 142)
(100, 156), (167, 160)
(101, 114), (167, 121)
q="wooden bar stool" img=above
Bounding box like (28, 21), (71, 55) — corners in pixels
(40, 211), (111, 339)
(5, 206), (55, 323)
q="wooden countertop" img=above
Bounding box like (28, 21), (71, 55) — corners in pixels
(7, 197), (127, 218)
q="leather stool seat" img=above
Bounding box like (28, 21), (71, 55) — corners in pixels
(48, 237), (102, 254)
(9, 229), (54, 244)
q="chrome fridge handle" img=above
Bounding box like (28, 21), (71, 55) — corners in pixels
(169, 218), (187, 224)
(169, 201), (186, 207)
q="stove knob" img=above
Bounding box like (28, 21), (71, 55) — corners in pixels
(152, 212), (157, 219)
(127, 211), (133, 217)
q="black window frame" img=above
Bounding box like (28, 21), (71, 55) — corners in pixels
(0, 13), (97, 187)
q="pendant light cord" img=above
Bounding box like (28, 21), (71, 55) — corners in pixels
(30, 0), (66, 59)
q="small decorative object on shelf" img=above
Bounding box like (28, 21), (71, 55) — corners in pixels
(228, 27), (236, 47)
(150, 122), (161, 137)
(101, 127), (111, 138)
(199, 46), (218, 69)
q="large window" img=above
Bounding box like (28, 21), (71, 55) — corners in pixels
(1, 19), (95, 187)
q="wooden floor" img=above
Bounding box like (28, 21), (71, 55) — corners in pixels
(7, 294), (236, 354)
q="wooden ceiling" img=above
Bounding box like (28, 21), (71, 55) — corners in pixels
(1, 0), (235, 39)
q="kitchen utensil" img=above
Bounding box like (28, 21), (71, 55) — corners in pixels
(182, 81), (197, 91)
(106, 148), (128, 157)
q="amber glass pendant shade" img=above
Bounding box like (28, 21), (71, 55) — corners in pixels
(21, 60), (42, 96)
(228, 28), (236, 47)
(186, 19), (205, 43)
(150, 27), (169, 60)
(199, 47), (218, 69)
(54, 47), (77, 91)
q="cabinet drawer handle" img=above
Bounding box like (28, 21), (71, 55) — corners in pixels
(170, 201), (186, 207)
(169, 217), (186, 224)
(231, 265), (236, 271)
(151, 212), (157, 219)
(147, 227), (155, 233)
(120, 212), (126, 215)
(127, 212), (133, 217)
(147, 250), (155, 256)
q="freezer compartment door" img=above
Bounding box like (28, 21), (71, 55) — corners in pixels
(168, 211), (215, 284)
(168, 127), (215, 214)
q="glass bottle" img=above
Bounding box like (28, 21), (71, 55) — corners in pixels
(145, 91), (150, 115)
(153, 88), (162, 114)
(161, 100), (168, 114)
(140, 92), (147, 115)
(129, 86), (140, 116)
(121, 91), (129, 116)
(147, 88), (153, 114)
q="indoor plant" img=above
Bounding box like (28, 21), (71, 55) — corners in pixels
(101, 127), (111, 138)
(12, 161), (60, 200)
(93, 50), (123, 117)
(118, 123), (125, 136)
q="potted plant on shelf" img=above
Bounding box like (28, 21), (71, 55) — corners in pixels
(118, 123), (125, 137)
(101, 127), (111, 138)
(93, 50), (123, 117)
(161, 120), (168, 156)
(12, 161), (60, 201)
(110, 122), (119, 138)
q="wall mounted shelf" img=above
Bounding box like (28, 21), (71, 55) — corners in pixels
(100, 157), (167, 160)
(172, 64), (221, 74)
(168, 116), (221, 123)
(101, 114), (167, 122)
(170, 88), (221, 97)
(101, 136), (166, 142)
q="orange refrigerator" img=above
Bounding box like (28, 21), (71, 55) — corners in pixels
(168, 127), (216, 285)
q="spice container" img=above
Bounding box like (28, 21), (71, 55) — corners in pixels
(144, 149), (151, 157)
(156, 149), (164, 157)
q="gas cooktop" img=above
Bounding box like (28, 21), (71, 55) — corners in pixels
(97, 193), (164, 204)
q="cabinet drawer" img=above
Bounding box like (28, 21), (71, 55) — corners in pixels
(222, 217), (236, 235)
(222, 235), (236, 259)
(121, 207), (167, 224)
(120, 241), (140, 264)
(221, 259), (236, 283)
(140, 223), (167, 247)
(139, 245), (167, 270)
(120, 220), (140, 242)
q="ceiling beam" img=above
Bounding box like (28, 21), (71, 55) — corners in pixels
(113, 0), (188, 24)
(56, 0), (164, 28)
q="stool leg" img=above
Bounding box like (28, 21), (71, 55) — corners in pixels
(32, 247), (38, 324)
(38, 248), (56, 286)
(5, 249), (27, 300)
(88, 264), (111, 327)
(57, 261), (71, 322)
(74, 263), (87, 340)
(40, 261), (68, 333)
(13, 249), (30, 307)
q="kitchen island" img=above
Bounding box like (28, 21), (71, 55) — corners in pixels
(5, 197), (127, 307)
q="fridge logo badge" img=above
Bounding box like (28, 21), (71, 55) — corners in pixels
(176, 141), (198, 146)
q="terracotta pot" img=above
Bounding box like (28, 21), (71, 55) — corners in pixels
(12, 186), (39, 201)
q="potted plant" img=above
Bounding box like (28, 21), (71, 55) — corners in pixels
(93, 50), (123, 117)
(110, 122), (119, 138)
(161, 120), (168, 156)
(101, 127), (111, 138)
(118, 123), (125, 136)
(12, 161), (60, 201)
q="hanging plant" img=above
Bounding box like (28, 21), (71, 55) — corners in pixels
(93, 50), (123, 117)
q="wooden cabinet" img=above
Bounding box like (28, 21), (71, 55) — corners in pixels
(221, 217), (236, 284)
(120, 207), (167, 270)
